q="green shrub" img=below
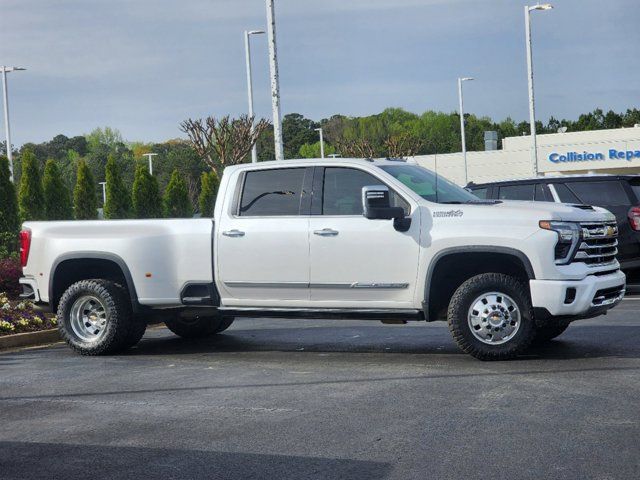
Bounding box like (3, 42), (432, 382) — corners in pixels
(198, 171), (219, 217)
(132, 165), (162, 218)
(43, 159), (73, 220)
(0, 156), (20, 257)
(163, 170), (193, 218)
(18, 149), (45, 221)
(73, 159), (98, 220)
(103, 154), (131, 219)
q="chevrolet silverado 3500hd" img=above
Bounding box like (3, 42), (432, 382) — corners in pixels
(19, 158), (626, 360)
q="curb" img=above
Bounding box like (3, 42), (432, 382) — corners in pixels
(0, 329), (61, 350)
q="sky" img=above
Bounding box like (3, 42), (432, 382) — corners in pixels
(1, 0), (639, 146)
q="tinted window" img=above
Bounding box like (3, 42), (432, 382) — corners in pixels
(322, 167), (408, 215)
(553, 183), (580, 203)
(534, 183), (553, 202)
(240, 168), (307, 216)
(567, 181), (630, 206)
(498, 184), (535, 201)
(472, 188), (488, 199)
(630, 180), (640, 202)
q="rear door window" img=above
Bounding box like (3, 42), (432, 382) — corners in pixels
(566, 181), (631, 206)
(239, 168), (307, 216)
(498, 184), (535, 201)
(628, 179), (640, 203)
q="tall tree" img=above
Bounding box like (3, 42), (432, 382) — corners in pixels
(198, 171), (219, 217)
(163, 170), (192, 218)
(132, 164), (162, 218)
(180, 114), (270, 178)
(43, 159), (73, 220)
(103, 154), (131, 219)
(73, 159), (98, 220)
(18, 149), (46, 221)
(0, 156), (20, 257)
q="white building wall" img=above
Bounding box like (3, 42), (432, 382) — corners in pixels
(412, 126), (640, 186)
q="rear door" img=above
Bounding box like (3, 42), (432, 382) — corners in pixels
(216, 167), (313, 304)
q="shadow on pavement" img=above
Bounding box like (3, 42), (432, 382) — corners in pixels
(0, 441), (391, 480)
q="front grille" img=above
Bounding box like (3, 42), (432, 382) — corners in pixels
(572, 222), (618, 267)
(592, 285), (625, 307)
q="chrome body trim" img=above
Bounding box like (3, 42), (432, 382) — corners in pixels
(224, 281), (409, 289)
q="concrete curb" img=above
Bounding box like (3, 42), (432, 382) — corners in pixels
(0, 329), (60, 350)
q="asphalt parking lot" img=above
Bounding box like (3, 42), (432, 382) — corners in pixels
(1, 300), (639, 480)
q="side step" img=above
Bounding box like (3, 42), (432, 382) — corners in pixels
(217, 307), (424, 322)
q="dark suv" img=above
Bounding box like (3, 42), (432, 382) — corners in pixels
(467, 175), (640, 283)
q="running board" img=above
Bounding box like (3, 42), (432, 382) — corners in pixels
(217, 307), (424, 321)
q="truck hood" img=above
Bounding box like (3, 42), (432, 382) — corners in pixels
(487, 200), (615, 223)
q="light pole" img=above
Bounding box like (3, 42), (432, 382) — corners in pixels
(144, 152), (158, 175)
(265, 0), (284, 161)
(245, 29), (265, 163)
(457, 77), (473, 185)
(1, 66), (26, 183)
(525, 3), (553, 177)
(99, 182), (107, 205)
(314, 127), (325, 159)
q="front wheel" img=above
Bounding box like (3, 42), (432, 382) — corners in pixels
(447, 273), (535, 361)
(164, 314), (234, 339)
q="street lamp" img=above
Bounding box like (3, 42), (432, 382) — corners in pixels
(143, 152), (158, 175)
(314, 127), (325, 159)
(457, 76), (474, 185)
(99, 182), (107, 205)
(245, 29), (265, 163)
(1, 66), (26, 183)
(525, 3), (553, 176)
(265, 0), (284, 161)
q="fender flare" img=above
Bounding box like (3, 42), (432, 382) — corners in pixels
(49, 251), (140, 311)
(422, 246), (535, 321)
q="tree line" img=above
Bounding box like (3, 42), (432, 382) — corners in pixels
(1, 105), (638, 257)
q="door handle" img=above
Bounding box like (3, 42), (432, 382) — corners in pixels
(313, 228), (339, 236)
(222, 229), (245, 237)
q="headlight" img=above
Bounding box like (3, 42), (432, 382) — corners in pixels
(539, 221), (581, 264)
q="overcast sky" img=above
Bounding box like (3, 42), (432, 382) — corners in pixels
(1, 0), (638, 146)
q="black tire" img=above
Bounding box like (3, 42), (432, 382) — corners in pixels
(164, 314), (233, 339)
(532, 322), (570, 345)
(57, 279), (133, 356)
(122, 316), (148, 349)
(447, 273), (535, 361)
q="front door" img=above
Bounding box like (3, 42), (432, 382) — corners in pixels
(309, 166), (421, 309)
(217, 167), (313, 306)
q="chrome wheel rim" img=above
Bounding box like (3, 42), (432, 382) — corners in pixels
(70, 295), (108, 342)
(467, 291), (521, 345)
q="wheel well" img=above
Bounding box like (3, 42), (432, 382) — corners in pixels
(50, 258), (136, 311)
(427, 251), (532, 321)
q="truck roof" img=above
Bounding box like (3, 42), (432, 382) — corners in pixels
(225, 157), (414, 172)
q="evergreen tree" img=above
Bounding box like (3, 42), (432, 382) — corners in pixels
(198, 170), (219, 217)
(103, 154), (131, 219)
(43, 159), (73, 220)
(18, 149), (46, 221)
(163, 170), (193, 218)
(73, 159), (98, 220)
(132, 164), (162, 218)
(0, 156), (20, 256)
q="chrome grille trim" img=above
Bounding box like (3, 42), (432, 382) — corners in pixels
(572, 221), (619, 267)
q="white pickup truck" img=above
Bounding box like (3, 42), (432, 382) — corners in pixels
(19, 158), (626, 360)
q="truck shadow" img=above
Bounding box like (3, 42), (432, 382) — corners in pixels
(0, 441), (392, 480)
(126, 322), (640, 361)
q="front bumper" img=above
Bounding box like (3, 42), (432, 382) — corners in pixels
(529, 270), (625, 317)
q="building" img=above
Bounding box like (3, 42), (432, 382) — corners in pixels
(412, 125), (640, 186)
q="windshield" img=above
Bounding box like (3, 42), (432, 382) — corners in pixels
(379, 164), (480, 204)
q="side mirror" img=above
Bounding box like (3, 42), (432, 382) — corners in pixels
(362, 185), (411, 232)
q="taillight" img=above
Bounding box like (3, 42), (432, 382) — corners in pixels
(629, 206), (640, 231)
(20, 229), (31, 268)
